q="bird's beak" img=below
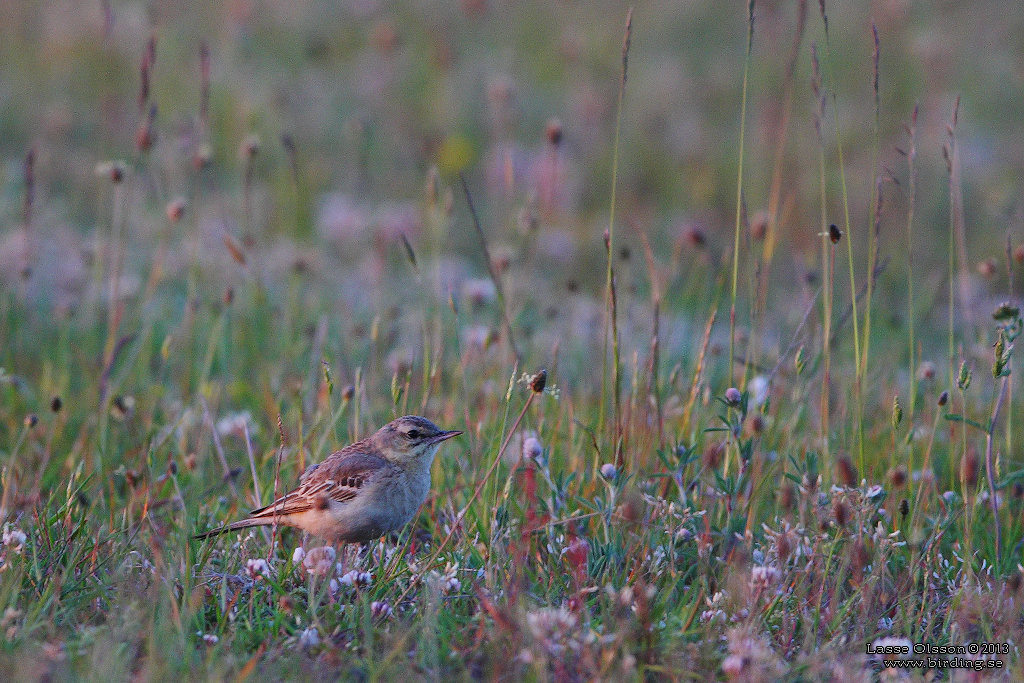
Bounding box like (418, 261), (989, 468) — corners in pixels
(430, 430), (463, 444)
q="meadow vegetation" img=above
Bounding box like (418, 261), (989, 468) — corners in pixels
(2, 0), (1024, 680)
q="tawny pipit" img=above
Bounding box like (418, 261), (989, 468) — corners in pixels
(195, 416), (461, 543)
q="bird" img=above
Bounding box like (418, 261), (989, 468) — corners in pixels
(195, 415), (462, 543)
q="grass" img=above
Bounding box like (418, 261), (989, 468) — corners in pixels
(2, 0), (1024, 680)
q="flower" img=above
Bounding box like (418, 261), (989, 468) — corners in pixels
(2, 525), (27, 551)
(371, 600), (393, 620)
(724, 387), (742, 407)
(298, 627), (320, 648)
(750, 565), (780, 589)
(303, 546), (337, 576)
(337, 569), (372, 588)
(245, 558), (271, 579)
(600, 463), (617, 480)
(522, 436), (543, 461)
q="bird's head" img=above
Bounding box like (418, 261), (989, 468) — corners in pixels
(374, 415), (462, 466)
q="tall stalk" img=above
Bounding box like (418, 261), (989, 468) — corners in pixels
(818, 1), (863, 470)
(600, 8), (632, 467)
(905, 103), (919, 418)
(728, 0), (756, 387)
(811, 43), (831, 461)
(861, 22), (881, 394)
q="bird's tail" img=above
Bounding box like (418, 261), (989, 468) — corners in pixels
(194, 517), (273, 540)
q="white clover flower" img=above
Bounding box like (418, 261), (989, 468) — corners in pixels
(338, 569), (372, 588)
(750, 565), (780, 589)
(522, 436), (543, 462)
(303, 546), (337, 576)
(2, 524), (27, 551)
(298, 627), (320, 648)
(245, 558), (271, 579)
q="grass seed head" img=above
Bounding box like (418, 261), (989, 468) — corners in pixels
(529, 369), (547, 393)
(832, 497), (850, 527)
(836, 455), (858, 488)
(750, 210), (769, 241)
(960, 447), (979, 489)
(828, 223), (842, 244)
(703, 441), (725, 470)
(779, 483), (796, 512)
(889, 467), (908, 489)
(544, 118), (563, 146)
(166, 197), (186, 223)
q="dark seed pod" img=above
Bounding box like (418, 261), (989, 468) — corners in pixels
(828, 223), (842, 244)
(529, 369), (547, 394)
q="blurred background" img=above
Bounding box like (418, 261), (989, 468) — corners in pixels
(1, 0), (1022, 366)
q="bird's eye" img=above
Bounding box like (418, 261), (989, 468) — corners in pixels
(406, 429), (420, 440)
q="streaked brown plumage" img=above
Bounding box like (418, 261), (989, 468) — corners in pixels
(195, 416), (461, 543)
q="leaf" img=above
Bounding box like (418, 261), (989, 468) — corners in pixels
(943, 413), (989, 432)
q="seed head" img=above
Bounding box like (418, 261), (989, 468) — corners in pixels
(977, 258), (997, 278)
(957, 361), (971, 391)
(529, 369), (547, 394)
(960, 448), (979, 489)
(779, 483), (797, 511)
(193, 144), (213, 170)
(166, 197), (186, 223)
(828, 223), (841, 244)
(544, 118), (563, 146)
(833, 497), (850, 527)
(95, 161), (127, 183)
(794, 345), (806, 375)
(993, 301), (1021, 322)
(836, 455), (858, 488)
(240, 134), (261, 159)
(889, 466), (908, 489)
(916, 361), (936, 382)
(683, 225), (706, 249)
(750, 210), (769, 241)
(776, 531), (792, 562)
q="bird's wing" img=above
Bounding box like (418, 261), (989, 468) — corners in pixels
(246, 451), (390, 520)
